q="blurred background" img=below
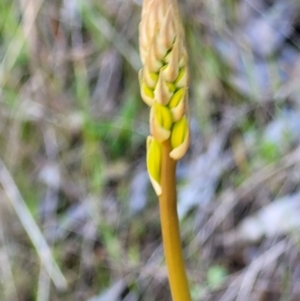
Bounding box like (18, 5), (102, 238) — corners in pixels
(1, 0), (300, 300)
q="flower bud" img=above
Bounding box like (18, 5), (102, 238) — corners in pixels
(175, 67), (188, 88)
(139, 74), (155, 107)
(150, 103), (173, 142)
(146, 136), (162, 196)
(170, 116), (190, 160)
(168, 88), (185, 121)
(154, 71), (173, 105)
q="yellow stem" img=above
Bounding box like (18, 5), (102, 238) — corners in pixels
(159, 139), (192, 301)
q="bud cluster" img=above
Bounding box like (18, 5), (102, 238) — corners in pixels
(139, 0), (189, 195)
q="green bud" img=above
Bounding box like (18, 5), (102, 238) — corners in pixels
(168, 88), (185, 121)
(146, 136), (162, 195)
(170, 115), (189, 160)
(150, 103), (173, 142)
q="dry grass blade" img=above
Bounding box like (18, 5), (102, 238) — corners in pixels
(36, 127), (59, 301)
(37, 268), (51, 301)
(219, 240), (288, 301)
(83, 2), (140, 71)
(0, 0), (43, 88)
(0, 219), (18, 301)
(0, 159), (67, 291)
(199, 145), (300, 245)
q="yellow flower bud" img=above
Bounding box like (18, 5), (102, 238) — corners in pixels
(162, 37), (180, 82)
(175, 67), (188, 88)
(146, 41), (163, 73)
(158, 6), (176, 55)
(150, 103), (173, 142)
(143, 66), (158, 89)
(154, 71), (173, 105)
(170, 116), (190, 160)
(139, 70), (155, 106)
(146, 136), (162, 196)
(168, 88), (185, 121)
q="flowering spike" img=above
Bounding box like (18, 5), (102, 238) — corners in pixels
(139, 3), (192, 301)
(139, 0), (190, 194)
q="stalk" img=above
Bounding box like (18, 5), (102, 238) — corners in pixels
(138, 0), (192, 299)
(159, 139), (191, 301)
